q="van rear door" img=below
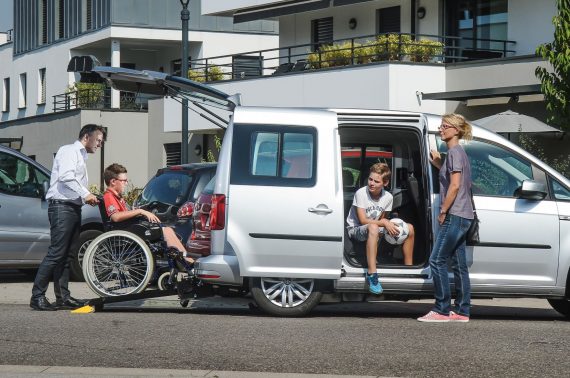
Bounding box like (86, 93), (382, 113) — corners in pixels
(226, 107), (344, 279)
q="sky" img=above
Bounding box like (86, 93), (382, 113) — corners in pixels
(0, 0), (13, 31)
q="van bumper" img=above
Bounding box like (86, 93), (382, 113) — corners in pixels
(195, 255), (243, 285)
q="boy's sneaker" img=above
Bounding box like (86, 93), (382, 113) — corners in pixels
(449, 311), (470, 322)
(417, 311), (450, 322)
(365, 272), (383, 295)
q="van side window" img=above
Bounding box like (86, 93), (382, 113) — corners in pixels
(551, 178), (570, 201)
(0, 151), (49, 198)
(437, 138), (533, 197)
(231, 125), (317, 187)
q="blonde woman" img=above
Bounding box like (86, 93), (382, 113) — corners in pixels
(418, 114), (474, 323)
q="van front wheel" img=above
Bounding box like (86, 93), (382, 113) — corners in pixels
(250, 277), (322, 317)
(548, 298), (570, 319)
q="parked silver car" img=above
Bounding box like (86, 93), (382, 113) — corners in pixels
(0, 145), (101, 280)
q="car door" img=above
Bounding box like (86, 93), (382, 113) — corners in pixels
(435, 137), (560, 290)
(0, 149), (51, 264)
(226, 108), (344, 279)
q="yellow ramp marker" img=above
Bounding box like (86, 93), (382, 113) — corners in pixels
(71, 305), (96, 314)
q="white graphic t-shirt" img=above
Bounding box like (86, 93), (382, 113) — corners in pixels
(346, 186), (393, 228)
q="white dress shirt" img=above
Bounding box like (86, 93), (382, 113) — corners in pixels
(45, 140), (90, 205)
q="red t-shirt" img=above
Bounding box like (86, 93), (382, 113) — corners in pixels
(103, 189), (128, 218)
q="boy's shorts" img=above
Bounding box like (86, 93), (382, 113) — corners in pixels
(347, 224), (384, 242)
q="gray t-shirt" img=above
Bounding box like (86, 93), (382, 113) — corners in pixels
(439, 144), (474, 219)
(346, 186), (393, 228)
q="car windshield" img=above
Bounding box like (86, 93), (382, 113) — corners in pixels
(136, 171), (194, 206)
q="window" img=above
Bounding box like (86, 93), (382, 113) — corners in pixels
(311, 17), (333, 51)
(2, 78), (9, 112)
(86, 0), (93, 30)
(18, 73), (27, 109)
(58, 0), (65, 39)
(436, 138), (533, 197)
(377, 6), (401, 34)
(38, 68), (46, 104)
(0, 151), (50, 198)
(231, 125), (317, 187)
(341, 145), (393, 190)
(40, 0), (48, 44)
(551, 178), (570, 201)
(164, 143), (181, 166)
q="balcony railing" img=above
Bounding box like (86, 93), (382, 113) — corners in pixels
(188, 32), (516, 82)
(52, 88), (149, 112)
(7, 29), (13, 42)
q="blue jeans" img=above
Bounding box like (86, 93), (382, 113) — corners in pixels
(429, 214), (473, 316)
(31, 202), (81, 300)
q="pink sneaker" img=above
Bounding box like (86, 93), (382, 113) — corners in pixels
(417, 311), (450, 322)
(449, 311), (470, 322)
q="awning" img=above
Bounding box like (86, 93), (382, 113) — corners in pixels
(421, 84), (542, 102)
(474, 110), (562, 134)
(234, 0), (374, 23)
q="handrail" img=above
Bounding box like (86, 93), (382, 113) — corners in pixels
(52, 88), (149, 112)
(187, 32), (516, 82)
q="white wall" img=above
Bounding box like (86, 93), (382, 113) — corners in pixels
(201, 0), (284, 15)
(508, 0), (556, 55)
(159, 62), (447, 134)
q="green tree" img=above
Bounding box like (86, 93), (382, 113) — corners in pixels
(535, 0), (570, 130)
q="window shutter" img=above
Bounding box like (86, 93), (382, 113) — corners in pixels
(311, 17), (333, 51)
(378, 6), (401, 34)
(164, 143), (181, 166)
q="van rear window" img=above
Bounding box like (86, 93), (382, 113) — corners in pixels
(231, 125), (317, 187)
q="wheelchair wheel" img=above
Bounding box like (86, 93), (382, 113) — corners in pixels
(82, 230), (155, 297)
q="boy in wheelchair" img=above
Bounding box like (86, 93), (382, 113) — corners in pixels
(102, 163), (194, 265)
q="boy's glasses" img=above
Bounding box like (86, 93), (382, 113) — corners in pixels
(115, 178), (129, 183)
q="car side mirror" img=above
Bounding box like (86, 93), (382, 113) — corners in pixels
(41, 180), (49, 201)
(514, 180), (547, 200)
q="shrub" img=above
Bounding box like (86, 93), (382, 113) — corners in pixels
(67, 82), (106, 108)
(374, 34), (413, 61)
(188, 66), (226, 82)
(409, 39), (444, 62)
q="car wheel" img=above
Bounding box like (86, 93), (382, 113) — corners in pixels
(70, 229), (102, 282)
(548, 298), (570, 319)
(250, 277), (322, 317)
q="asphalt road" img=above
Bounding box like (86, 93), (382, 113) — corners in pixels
(1, 271), (569, 377)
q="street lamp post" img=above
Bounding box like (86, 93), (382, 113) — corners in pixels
(180, 0), (190, 164)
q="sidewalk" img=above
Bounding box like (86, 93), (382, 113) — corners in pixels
(0, 365), (377, 378)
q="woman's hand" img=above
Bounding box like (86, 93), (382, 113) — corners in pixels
(430, 149), (442, 169)
(438, 212), (446, 225)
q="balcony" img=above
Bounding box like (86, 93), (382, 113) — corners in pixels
(52, 87), (150, 113)
(188, 32), (516, 82)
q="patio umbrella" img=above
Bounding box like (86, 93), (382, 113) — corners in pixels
(474, 110), (562, 134)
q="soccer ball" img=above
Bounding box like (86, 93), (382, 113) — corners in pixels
(384, 218), (410, 245)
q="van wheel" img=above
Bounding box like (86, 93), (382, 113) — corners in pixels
(548, 298), (570, 319)
(250, 277), (322, 317)
(70, 230), (102, 281)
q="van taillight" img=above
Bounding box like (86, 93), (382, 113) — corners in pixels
(210, 194), (226, 230)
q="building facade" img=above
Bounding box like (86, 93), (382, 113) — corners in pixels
(0, 0), (278, 187)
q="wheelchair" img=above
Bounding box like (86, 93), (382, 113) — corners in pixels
(82, 198), (195, 300)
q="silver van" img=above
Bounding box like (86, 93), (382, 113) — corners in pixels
(94, 67), (570, 318)
(198, 107), (570, 317)
(0, 145), (102, 280)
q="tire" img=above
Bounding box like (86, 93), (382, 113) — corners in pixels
(157, 271), (175, 291)
(548, 298), (570, 319)
(70, 229), (102, 282)
(82, 230), (154, 297)
(250, 277), (323, 317)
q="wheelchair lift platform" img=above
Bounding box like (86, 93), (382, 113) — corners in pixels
(72, 289), (179, 313)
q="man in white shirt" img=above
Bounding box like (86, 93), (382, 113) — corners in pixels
(30, 124), (105, 311)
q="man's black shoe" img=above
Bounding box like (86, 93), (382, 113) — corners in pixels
(55, 297), (87, 309)
(30, 297), (56, 311)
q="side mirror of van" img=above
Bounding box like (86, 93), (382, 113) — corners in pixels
(514, 180), (547, 200)
(41, 180), (49, 201)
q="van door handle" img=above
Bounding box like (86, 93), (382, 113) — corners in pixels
(308, 205), (333, 214)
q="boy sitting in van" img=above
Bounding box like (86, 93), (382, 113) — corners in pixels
(346, 163), (415, 294)
(102, 163), (194, 264)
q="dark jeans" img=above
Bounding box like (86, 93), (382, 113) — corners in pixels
(31, 202), (81, 300)
(429, 214), (473, 316)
